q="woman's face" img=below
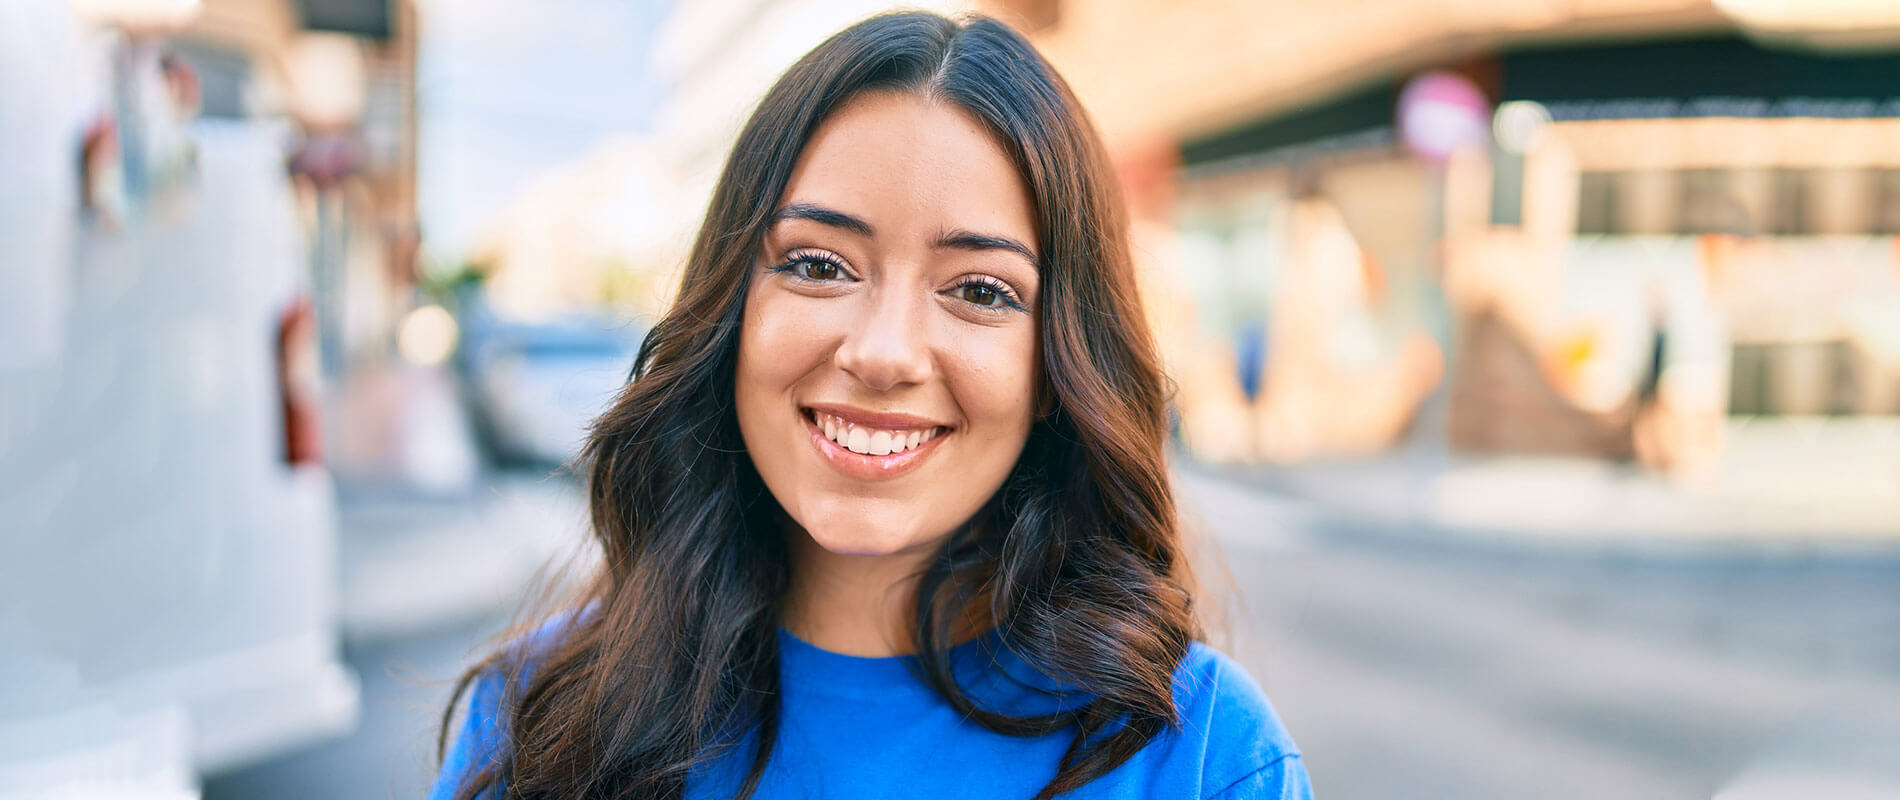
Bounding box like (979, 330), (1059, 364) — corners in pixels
(735, 90), (1041, 560)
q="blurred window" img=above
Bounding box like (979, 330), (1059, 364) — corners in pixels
(1577, 172), (1619, 235)
(1490, 148), (1524, 227)
(1679, 169), (1751, 235)
(1575, 166), (1900, 236)
(1732, 341), (1866, 416)
(1873, 169), (1900, 234)
(1768, 169), (1806, 235)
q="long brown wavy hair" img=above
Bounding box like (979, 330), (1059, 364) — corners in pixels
(441, 11), (1196, 799)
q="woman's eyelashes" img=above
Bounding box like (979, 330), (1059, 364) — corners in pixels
(948, 275), (1027, 313)
(768, 249), (854, 283)
(765, 249), (1029, 314)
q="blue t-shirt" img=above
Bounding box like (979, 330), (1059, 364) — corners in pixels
(430, 627), (1309, 799)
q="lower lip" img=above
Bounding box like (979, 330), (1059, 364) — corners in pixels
(804, 415), (947, 482)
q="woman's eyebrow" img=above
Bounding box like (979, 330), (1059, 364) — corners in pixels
(771, 202), (873, 236)
(935, 229), (1038, 268)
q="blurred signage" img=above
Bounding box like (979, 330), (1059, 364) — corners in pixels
(1398, 71), (1490, 163)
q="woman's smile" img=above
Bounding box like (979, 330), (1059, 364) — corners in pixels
(802, 404), (952, 481)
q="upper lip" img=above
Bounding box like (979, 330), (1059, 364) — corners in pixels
(804, 402), (952, 431)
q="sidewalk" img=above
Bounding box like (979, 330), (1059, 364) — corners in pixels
(334, 470), (590, 645)
(325, 361), (593, 645)
(1194, 416), (1900, 559)
(1716, 688), (1900, 800)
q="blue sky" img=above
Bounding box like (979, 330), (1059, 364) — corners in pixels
(416, 0), (669, 263)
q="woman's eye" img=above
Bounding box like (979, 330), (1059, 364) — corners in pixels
(768, 252), (858, 285)
(797, 258), (840, 280)
(960, 283), (1001, 306)
(950, 278), (1024, 313)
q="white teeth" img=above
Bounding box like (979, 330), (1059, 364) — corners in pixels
(811, 411), (945, 457)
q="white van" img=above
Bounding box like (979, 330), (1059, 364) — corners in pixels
(0, 5), (359, 795)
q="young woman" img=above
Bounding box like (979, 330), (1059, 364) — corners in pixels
(431, 11), (1309, 800)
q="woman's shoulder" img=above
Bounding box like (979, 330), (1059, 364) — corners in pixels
(1160, 642), (1309, 799)
(1172, 642), (1299, 752)
(427, 610), (588, 800)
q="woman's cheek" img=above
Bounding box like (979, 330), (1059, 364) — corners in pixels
(746, 291), (835, 375)
(950, 327), (1039, 438)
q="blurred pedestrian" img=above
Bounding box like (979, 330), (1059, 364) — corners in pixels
(430, 12), (1308, 800)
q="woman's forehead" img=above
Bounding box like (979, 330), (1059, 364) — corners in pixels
(776, 91), (1040, 257)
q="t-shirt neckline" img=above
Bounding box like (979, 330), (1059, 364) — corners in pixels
(775, 625), (1005, 697)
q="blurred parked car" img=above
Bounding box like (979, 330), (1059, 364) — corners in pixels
(457, 298), (643, 467)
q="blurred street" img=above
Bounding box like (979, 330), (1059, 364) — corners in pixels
(202, 465), (1900, 800)
(1191, 469), (1900, 800)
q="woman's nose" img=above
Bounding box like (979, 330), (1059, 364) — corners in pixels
(834, 287), (932, 392)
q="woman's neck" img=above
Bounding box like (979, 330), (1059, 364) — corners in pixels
(782, 529), (932, 657)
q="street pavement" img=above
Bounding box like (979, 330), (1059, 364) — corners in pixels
(203, 611), (504, 800)
(204, 466), (1900, 800)
(1191, 468), (1900, 799)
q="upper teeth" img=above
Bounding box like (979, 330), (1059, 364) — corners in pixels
(814, 411), (944, 456)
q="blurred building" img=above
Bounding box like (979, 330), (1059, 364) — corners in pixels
(1006, 0), (1900, 470)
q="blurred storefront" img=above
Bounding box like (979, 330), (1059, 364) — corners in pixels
(1005, 0), (1900, 473)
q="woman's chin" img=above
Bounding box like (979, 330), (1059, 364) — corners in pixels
(801, 519), (937, 560)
